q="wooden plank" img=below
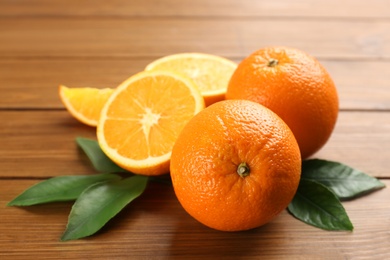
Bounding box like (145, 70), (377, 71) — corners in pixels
(0, 111), (97, 178)
(0, 0), (389, 19)
(1, 179), (389, 259)
(315, 111), (390, 177)
(323, 60), (390, 110)
(1, 59), (390, 110)
(1, 18), (390, 59)
(0, 58), (150, 109)
(1, 110), (389, 178)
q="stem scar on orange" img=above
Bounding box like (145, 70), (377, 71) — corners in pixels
(170, 100), (301, 231)
(226, 46), (339, 159)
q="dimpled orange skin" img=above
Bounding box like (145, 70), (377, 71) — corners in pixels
(226, 47), (339, 159)
(170, 100), (301, 231)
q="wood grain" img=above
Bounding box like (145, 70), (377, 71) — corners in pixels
(1, 18), (390, 59)
(0, 0), (389, 18)
(1, 179), (389, 259)
(0, 58), (150, 109)
(1, 110), (389, 178)
(315, 111), (390, 177)
(0, 111), (97, 178)
(1, 0), (389, 258)
(2, 59), (390, 110)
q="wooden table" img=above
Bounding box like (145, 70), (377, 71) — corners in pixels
(1, 1), (389, 259)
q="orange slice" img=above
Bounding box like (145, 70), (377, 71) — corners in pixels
(59, 85), (113, 127)
(97, 70), (205, 176)
(145, 53), (237, 106)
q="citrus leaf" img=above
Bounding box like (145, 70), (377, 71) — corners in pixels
(302, 159), (386, 200)
(288, 178), (354, 231)
(7, 173), (121, 206)
(76, 137), (127, 173)
(61, 175), (148, 241)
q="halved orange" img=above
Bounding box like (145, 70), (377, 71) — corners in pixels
(59, 85), (113, 127)
(145, 53), (237, 106)
(97, 70), (205, 176)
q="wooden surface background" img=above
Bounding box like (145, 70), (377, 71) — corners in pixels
(1, 1), (389, 259)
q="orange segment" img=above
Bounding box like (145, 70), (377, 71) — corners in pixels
(97, 70), (205, 176)
(59, 85), (113, 127)
(145, 53), (237, 106)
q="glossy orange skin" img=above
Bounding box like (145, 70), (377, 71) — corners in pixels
(170, 100), (301, 231)
(226, 47), (339, 159)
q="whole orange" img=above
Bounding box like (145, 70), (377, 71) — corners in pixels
(226, 46), (339, 159)
(170, 100), (301, 231)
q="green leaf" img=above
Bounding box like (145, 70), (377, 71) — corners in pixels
(76, 137), (127, 173)
(7, 173), (121, 206)
(288, 178), (354, 231)
(302, 159), (386, 200)
(61, 175), (148, 241)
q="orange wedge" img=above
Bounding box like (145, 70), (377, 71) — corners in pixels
(145, 53), (237, 106)
(97, 70), (205, 176)
(59, 85), (113, 127)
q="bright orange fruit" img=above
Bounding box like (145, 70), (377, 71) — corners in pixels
(170, 100), (301, 231)
(226, 46), (339, 159)
(59, 85), (113, 127)
(145, 53), (237, 106)
(97, 70), (205, 176)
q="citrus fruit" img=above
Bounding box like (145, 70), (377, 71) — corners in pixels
(59, 85), (113, 127)
(170, 100), (301, 231)
(97, 70), (205, 176)
(145, 53), (237, 106)
(226, 46), (339, 159)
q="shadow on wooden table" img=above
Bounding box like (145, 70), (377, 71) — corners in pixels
(168, 218), (279, 258)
